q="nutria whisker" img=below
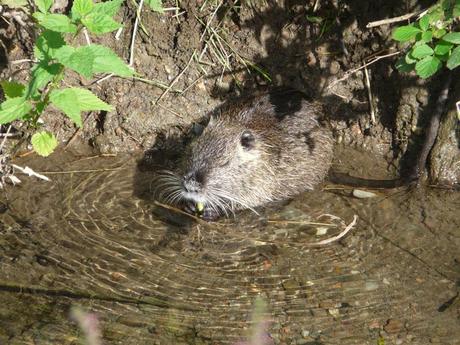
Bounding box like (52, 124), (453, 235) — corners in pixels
(209, 187), (260, 216)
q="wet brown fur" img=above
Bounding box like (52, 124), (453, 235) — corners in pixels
(175, 92), (334, 216)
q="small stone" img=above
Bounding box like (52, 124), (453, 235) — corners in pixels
(282, 279), (300, 290)
(384, 319), (403, 334)
(352, 189), (378, 198)
(316, 227), (328, 236)
(330, 61), (340, 75)
(196, 80), (207, 91)
(306, 52), (316, 67)
(301, 330), (310, 338)
(328, 308), (340, 318)
(365, 281), (379, 291)
(368, 320), (381, 329)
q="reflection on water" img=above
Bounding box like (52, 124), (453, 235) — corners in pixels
(0, 149), (459, 344)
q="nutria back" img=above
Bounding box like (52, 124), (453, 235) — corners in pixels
(156, 91), (333, 219)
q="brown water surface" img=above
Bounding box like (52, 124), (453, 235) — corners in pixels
(0, 148), (459, 344)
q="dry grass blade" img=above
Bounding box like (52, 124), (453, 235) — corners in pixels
(154, 50), (196, 104)
(327, 51), (400, 90)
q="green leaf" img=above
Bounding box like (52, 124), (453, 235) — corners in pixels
(53, 45), (76, 62)
(71, 0), (94, 20)
(49, 88), (113, 127)
(306, 15), (323, 24)
(421, 30), (433, 42)
(392, 25), (422, 42)
(1, 81), (25, 98)
(33, 12), (78, 33)
(405, 51), (417, 64)
(395, 57), (415, 73)
(31, 131), (58, 157)
(411, 44), (434, 59)
(433, 28), (447, 39)
(0, 97), (32, 124)
(447, 46), (460, 69)
(419, 14), (430, 31)
(82, 12), (122, 34)
(434, 40), (454, 55)
(454, 3), (460, 17)
(34, 0), (53, 13)
(415, 56), (442, 78)
(428, 6), (443, 23)
(442, 32), (460, 44)
(87, 45), (134, 77)
(2, 0), (28, 9)
(34, 30), (66, 60)
(54, 45), (93, 78)
(54, 45), (134, 78)
(93, 0), (124, 16)
(145, 0), (163, 13)
(26, 63), (62, 98)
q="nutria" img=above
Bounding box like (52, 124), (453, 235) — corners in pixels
(156, 90), (333, 220)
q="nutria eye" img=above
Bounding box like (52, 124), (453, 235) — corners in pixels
(240, 130), (255, 149)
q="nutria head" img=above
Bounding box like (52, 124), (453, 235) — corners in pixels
(155, 93), (333, 220)
(156, 102), (282, 220)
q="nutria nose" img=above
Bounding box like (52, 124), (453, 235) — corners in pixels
(183, 169), (206, 192)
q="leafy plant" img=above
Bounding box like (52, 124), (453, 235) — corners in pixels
(392, 0), (460, 78)
(0, 0), (136, 156)
(145, 0), (164, 13)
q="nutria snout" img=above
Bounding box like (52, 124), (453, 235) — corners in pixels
(156, 91), (333, 220)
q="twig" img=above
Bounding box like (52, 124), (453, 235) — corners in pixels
(10, 59), (35, 64)
(153, 201), (210, 225)
(12, 164), (50, 181)
(180, 75), (204, 94)
(0, 133), (17, 138)
(36, 167), (127, 174)
(83, 28), (91, 45)
(0, 125), (12, 152)
(199, 1), (223, 42)
(96, 73), (114, 84)
(306, 215), (358, 246)
(172, 10), (186, 18)
(132, 76), (179, 91)
(366, 11), (420, 28)
(115, 27), (123, 40)
(456, 100), (460, 120)
(364, 65), (376, 124)
(129, 0), (145, 67)
(154, 50), (196, 104)
(327, 51), (400, 90)
(156, 103), (184, 119)
(267, 220), (338, 227)
(312, 0), (320, 12)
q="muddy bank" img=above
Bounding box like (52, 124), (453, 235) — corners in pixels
(1, 0), (459, 184)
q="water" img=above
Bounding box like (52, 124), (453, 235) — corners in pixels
(0, 148), (459, 344)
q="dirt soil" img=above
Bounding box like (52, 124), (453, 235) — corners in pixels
(0, 1), (460, 344)
(1, 0), (459, 184)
